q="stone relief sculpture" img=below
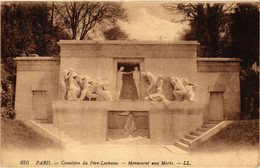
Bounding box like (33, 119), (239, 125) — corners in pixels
(96, 78), (113, 101)
(63, 68), (81, 100)
(144, 74), (170, 106)
(129, 67), (141, 99)
(63, 68), (112, 101)
(169, 77), (198, 102)
(116, 111), (137, 137)
(115, 66), (130, 100)
(141, 72), (197, 104)
(62, 68), (197, 103)
(141, 71), (156, 95)
(76, 76), (100, 101)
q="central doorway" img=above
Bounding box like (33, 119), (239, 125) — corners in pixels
(117, 62), (140, 100)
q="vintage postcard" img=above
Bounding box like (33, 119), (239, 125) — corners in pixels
(1, 1), (259, 167)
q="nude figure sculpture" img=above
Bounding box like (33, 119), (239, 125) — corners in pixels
(129, 67), (141, 99)
(144, 74), (170, 106)
(63, 68), (81, 100)
(170, 77), (197, 102)
(76, 76), (100, 101)
(141, 71), (156, 96)
(63, 68), (112, 101)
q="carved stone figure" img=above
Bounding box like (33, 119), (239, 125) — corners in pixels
(144, 93), (170, 106)
(181, 78), (198, 102)
(116, 111), (137, 137)
(156, 74), (164, 92)
(144, 74), (170, 106)
(129, 67), (141, 99)
(63, 69), (112, 101)
(141, 71), (156, 95)
(96, 78), (113, 101)
(115, 66), (129, 100)
(170, 77), (197, 102)
(76, 76), (100, 101)
(63, 68), (81, 100)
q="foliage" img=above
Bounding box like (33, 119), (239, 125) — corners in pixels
(240, 68), (259, 119)
(103, 26), (128, 40)
(54, 2), (127, 40)
(1, 2), (70, 119)
(165, 2), (259, 118)
(165, 3), (234, 58)
(227, 3), (259, 68)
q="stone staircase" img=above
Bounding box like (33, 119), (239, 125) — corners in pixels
(30, 120), (152, 147)
(30, 120), (82, 148)
(174, 120), (232, 151)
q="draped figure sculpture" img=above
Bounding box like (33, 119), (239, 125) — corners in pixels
(115, 66), (129, 100)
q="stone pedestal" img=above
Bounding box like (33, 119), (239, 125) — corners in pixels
(52, 101), (203, 145)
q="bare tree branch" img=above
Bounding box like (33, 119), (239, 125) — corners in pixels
(54, 2), (126, 40)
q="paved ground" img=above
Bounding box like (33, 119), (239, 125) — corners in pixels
(2, 141), (259, 167)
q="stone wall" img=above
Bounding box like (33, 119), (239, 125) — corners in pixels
(52, 101), (203, 144)
(14, 57), (59, 122)
(197, 58), (241, 120)
(58, 40), (199, 100)
(14, 41), (242, 124)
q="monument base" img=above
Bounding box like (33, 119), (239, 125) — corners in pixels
(52, 101), (203, 145)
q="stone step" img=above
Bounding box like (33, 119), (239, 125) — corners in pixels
(185, 134), (197, 140)
(105, 138), (151, 145)
(42, 125), (71, 138)
(174, 141), (189, 151)
(180, 138), (192, 145)
(205, 120), (222, 124)
(196, 128), (209, 132)
(191, 131), (203, 136)
(202, 123), (217, 128)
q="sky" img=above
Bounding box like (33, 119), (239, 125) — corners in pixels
(117, 2), (189, 41)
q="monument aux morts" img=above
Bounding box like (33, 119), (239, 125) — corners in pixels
(14, 40), (241, 147)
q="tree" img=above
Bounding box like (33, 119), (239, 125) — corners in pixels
(54, 2), (127, 40)
(1, 2), (70, 118)
(228, 3), (259, 68)
(164, 3), (234, 57)
(165, 2), (259, 119)
(103, 26), (128, 40)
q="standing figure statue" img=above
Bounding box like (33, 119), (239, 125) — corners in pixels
(129, 67), (141, 99)
(63, 68), (81, 100)
(141, 71), (156, 96)
(115, 66), (129, 100)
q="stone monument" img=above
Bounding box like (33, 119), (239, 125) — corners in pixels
(14, 40), (241, 145)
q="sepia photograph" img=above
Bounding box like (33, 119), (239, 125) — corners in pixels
(1, 1), (259, 167)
